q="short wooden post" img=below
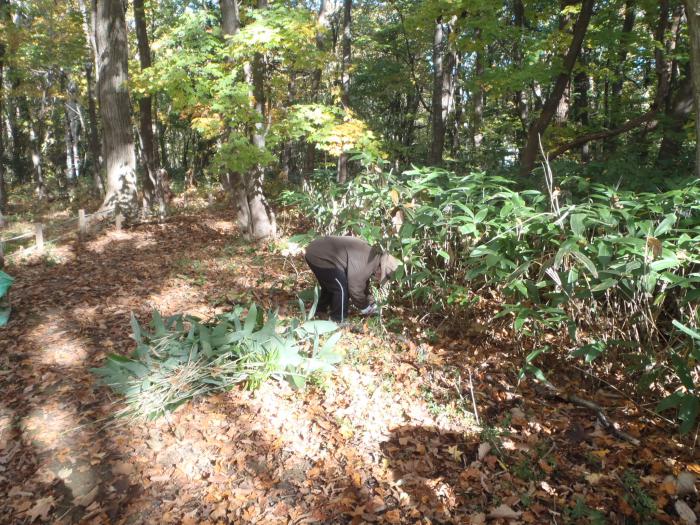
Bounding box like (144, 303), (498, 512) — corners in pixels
(0, 241), (4, 260)
(115, 213), (123, 232)
(35, 223), (44, 253)
(208, 193), (214, 207)
(78, 209), (86, 238)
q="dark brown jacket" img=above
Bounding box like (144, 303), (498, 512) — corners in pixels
(305, 236), (382, 309)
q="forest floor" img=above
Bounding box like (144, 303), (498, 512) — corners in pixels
(0, 200), (698, 524)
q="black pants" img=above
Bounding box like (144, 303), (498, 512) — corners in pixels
(305, 259), (349, 322)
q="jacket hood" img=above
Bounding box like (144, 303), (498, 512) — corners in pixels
(379, 253), (401, 283)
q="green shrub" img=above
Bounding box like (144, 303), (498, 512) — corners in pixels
(279, 168), (700, 433)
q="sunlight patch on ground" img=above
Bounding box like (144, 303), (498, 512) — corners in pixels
(27, 314), (88, 367)
(203, 218), (236, 234)
(146, 282), (209, 318)
(22, 405), (75, 450)
(0, 406), (14, 450)
(84, 229), (152, 254)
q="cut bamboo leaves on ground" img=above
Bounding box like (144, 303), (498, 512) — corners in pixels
(92, 304), (344, 420)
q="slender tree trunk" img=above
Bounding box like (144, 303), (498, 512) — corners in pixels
(573, 58), (591, 161)
(28, 122), (45, 199)
(682, 0), (700, 177)
(337, 0), (352, 183)
(513, 0), (529, 156)
(657, 75), (694, 163)
(430, 18), (446, 165)
(303, 0), (331, 178)
(473, 30), (485, 149)
(134, 0), (165, 217)
(220, 0), (276, 239)
(94, 0), (139, 217)
(610, 0), (636, 128)
(0, 0), (7, 219)
(84, 62), (103, 194)
(519, 0), (594, 175)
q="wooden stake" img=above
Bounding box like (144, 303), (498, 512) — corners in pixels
(78, 209), (86, 238)
(115, 213), (123, 231)
(35, 223), (44, 253)
(208, 193), (214, 206)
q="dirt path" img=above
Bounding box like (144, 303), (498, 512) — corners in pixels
(0, 211), (697, 524)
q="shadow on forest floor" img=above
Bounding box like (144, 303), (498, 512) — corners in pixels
(0, 209), (697, 524)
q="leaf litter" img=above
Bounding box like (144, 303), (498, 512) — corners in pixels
(0, 210), (697, 523)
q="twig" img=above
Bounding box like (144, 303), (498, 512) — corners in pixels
(571, 364), (675, 427)
(468, 368), (480, 426)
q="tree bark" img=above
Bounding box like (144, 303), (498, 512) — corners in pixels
(657, 75), (694, 163)
(519, 0), (595, 176)
(430, 18), (446, 165)
(303, 0), (331, 177)
(220, 0), (276, 239)
(337, 0), (352, 183)
(513, 0), (529, 155)
(573, 60), (590, 161)
(473, 31), (485, 149)
(682, 0), (700, 177)
(134, 0), (166, 217)
(609, 0), (636, 128)
(94, 0), (139, 217)
(0, 0), (7, 218)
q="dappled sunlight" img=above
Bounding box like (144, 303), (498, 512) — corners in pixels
(202, 218), (236, 234)
(27, 312), (89, 367)
(146, 281), (209, 318)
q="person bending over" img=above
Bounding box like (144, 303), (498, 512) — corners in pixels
(305, 236), (400, 323)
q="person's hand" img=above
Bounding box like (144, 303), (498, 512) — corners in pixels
(360, 304), (378, 316)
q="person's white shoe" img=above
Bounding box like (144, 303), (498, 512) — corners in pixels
(360, 304), (378, 316)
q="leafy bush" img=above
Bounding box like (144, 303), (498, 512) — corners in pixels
(279, 168), (700, 433)
(92, 303), (343, 420)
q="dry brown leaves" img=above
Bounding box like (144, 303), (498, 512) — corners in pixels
(0, 209), (698, 524)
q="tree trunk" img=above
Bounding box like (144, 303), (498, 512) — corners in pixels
(337, 0), (352, 183)
(519, 0), (594, 176)
(134, 0), (166, 217)
(303, 0), (331, 178)
(473, 31), (485, 149)
(220, 0), (276, 239)
(609, 0), (636, 128)
(94, 0), (139, 217)
(657, 75), (694, 164)
(687, 0), (700, 177)
(513, 0), (529, 155)
(0, 0), (7, 218)
(84, 61), (103, 194)
(430, 18), (446, 165)
(573, 61), (591, 161)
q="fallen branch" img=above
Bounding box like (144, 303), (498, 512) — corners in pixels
(539, 381), (641, 446)
(547, 111), (659, 160)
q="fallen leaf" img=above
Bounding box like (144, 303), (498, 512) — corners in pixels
(73, 485), (99, 507)
(469, 512), (486, 525)
(677, 471), (697, 497)
(26, 496), (55, 522)
(112, 461), (135, 476)
(384, 509), (401, 524)
(210, 501), (228, 520)
(585, 473), (604, 485)
(477, 442), (491, 461)
(488, 504), (521, 520)
(675, 500), (697, 525)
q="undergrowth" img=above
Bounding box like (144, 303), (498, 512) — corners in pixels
(279, 168), (700, 434)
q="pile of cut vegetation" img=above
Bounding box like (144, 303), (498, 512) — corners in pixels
(92, 302), (342, 420)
